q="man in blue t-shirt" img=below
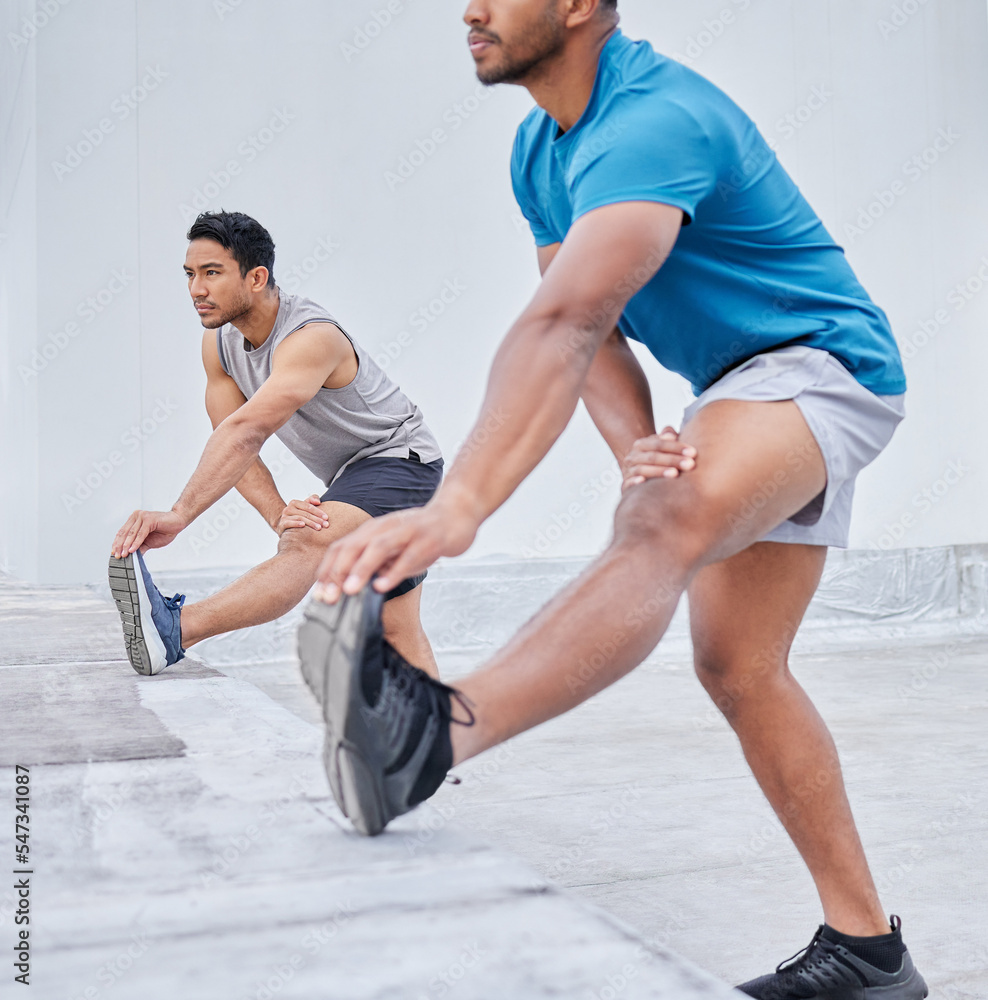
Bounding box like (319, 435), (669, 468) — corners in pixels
(304, 5), (926, 998)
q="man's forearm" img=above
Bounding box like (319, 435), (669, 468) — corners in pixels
(172, 417), (267, 526)
(438, 309), (607, 524)
(581, 330), (656, 472)
(235, 459), (287, 530)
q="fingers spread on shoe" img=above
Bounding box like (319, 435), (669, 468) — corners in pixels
(112, 510), (149, 559)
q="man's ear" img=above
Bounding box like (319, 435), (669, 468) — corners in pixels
(248, 266), (270, 292)
(564, 0), (604, 29)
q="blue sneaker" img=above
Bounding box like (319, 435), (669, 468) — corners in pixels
(108, 551), (186, 675)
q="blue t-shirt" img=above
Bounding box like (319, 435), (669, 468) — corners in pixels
(510, 31), (906, 396)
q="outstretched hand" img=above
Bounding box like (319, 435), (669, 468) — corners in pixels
(111, 510), (187, 559)
(622, 426), (697, 491)
(313, 501), (478, 604)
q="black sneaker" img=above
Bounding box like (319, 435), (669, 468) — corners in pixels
(297, 588), (471, 836)
(738, 917), (928, 999)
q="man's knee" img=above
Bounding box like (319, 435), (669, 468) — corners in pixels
(612, 479), (718, 561)
(694, 648), (786, 718)
(277, 525), (329, 558)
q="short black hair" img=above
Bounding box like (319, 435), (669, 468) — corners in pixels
(186, 211), (276, 288)
(600, 0), (617, 10)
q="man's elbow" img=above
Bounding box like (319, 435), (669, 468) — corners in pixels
(528, 301), (618, 368)
(222, 410), (276, 452)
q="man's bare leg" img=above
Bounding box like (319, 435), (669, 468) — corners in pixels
(689, 542), (888, 936)
(382, 584), (439, 676)
(449, 399), (827, 761)
(180, 500), (439, 676)
(437, 400), (890, 936)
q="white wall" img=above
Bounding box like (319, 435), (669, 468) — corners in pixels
(2, 0), (987, 584)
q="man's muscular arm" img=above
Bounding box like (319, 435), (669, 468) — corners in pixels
(202, 333), (286, 531)
(536, 244), (691, 484)
(315, 201), (686, 598)
(111, 323), (352, 558)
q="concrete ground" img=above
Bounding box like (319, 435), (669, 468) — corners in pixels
(2, 567), (986, 998)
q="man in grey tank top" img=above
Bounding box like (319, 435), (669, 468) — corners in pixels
(107, 211), (444, 679)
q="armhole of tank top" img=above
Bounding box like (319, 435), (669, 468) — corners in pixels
(281, 318), (360, 382)
(215, 329), (230, 375)
(282, 317), (347, 342)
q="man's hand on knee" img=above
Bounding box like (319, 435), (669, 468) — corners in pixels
(623, 426), (697, 491)
(277, 495), (330, 536)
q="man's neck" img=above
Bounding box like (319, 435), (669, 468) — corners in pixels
(237, 289), (281, 349)
(525, 23), (618, 133)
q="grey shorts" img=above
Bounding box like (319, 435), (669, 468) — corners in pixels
(682, 346), (905, 549)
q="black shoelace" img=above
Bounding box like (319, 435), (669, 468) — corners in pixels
(776, 927), (826, 975)
(383, 647), (477, 728)
(380, 647), (476, 787)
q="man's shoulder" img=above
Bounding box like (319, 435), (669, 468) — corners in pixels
(279, 290), (339, 328)
(598, 38), (744, 130)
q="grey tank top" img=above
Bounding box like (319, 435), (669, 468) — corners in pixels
(216, 290), (442, 486)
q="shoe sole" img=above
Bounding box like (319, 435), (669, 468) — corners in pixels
(864, 968), (929, 999)
(108, 555), (167, 676)
(298, 590), (387, 837)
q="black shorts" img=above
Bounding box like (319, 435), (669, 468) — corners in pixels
(320, 455), (444, 600)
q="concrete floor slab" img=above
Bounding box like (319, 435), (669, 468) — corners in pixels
(0, 580), (741, 1000)
(3, 571), (986, 998)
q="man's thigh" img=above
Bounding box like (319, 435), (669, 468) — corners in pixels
(617, 398), (828, 566)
